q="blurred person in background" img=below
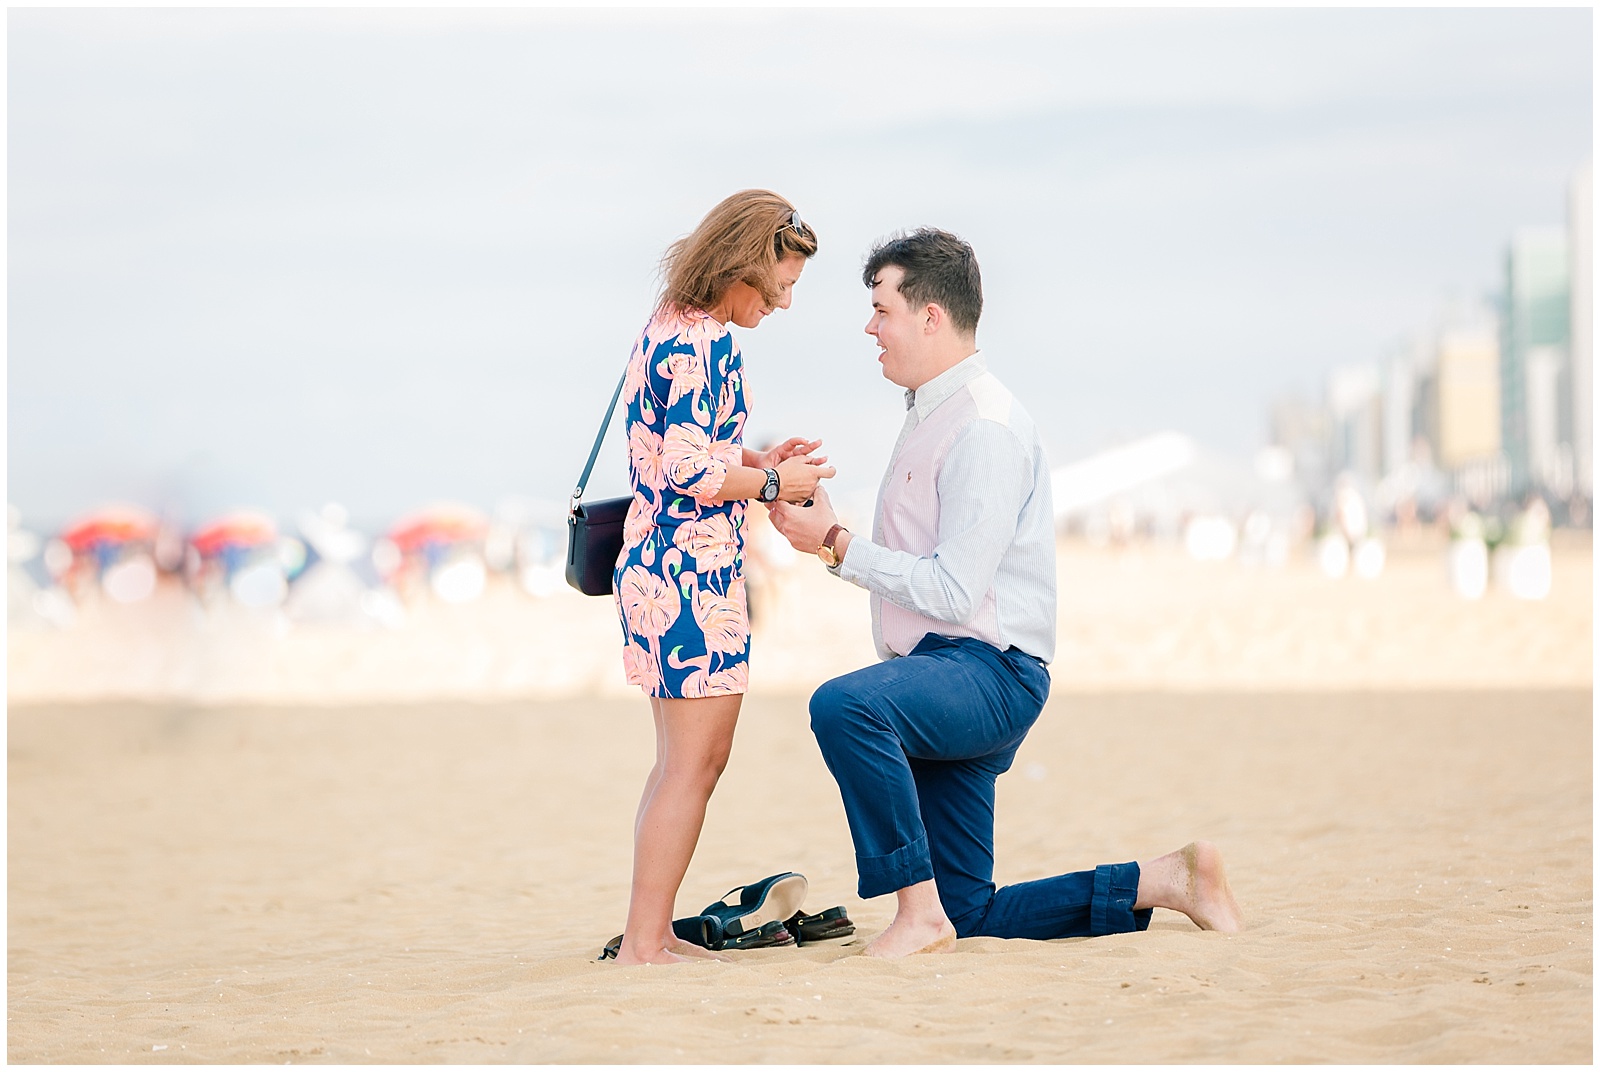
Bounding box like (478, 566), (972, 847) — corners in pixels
(771, 228), (1243, 958)
(608, 190), (834, 965)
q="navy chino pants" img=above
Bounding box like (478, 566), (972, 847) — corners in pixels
(810, 633), (1152, 940)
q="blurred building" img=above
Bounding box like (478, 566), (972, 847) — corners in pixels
(1429, 319), (1502, 469)
(1326, 363), (1384, 484)
(1569, 162), (1592, 500)
(1381, 338), (1424, 479)
(1269, 395), (1333, 497)
(1267, 168), (1590, 525)
(1500, 227), (1572, 496)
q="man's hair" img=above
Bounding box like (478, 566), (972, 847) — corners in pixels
(660, 189), (819, 313)
(861, 228), (982, 336)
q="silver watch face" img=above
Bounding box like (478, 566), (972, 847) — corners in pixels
(761, 470), (780, 502)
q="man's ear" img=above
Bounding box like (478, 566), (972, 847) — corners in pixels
(922, 302), (945, 335)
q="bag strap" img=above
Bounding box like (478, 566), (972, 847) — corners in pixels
(570, 364), (628, 512)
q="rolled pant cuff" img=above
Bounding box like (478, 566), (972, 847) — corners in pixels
(1090, 862), (1153, 935)
(857, 834), (936, 900)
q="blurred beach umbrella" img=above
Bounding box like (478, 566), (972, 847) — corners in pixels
(389, 502), (489, 554)
(60, 503), (158, 555)
(188, 509), (287, 608)
(58, 503), (160, 602)
(386, 502), (490, 604)
(189, 510), (277, 558)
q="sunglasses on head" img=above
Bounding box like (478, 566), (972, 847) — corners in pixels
(780, 209), (806, 236)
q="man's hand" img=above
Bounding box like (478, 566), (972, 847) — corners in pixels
(768, 486), (840, 557)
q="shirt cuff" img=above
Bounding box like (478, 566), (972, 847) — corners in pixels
(834, 533), (878, 586)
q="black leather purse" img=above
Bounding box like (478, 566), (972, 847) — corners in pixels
(565, 366), (632, 596)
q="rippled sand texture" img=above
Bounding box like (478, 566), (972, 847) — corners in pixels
(8, 689), (1590, 1063)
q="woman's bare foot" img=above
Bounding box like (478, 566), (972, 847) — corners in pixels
(1135, 840), (1245, 933)
(863, 916), (957, 958)
(611, 936), (731, 965)
(669, 938), (732, 962)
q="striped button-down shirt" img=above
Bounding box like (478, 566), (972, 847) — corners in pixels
(836, 352), (1057, 663)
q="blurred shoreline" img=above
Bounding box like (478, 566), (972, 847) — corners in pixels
(8, 532), (1590, 705)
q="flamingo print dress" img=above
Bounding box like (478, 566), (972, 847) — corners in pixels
(613, 307), (751, 698)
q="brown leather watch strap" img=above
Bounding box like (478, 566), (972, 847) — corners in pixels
(819, 524), (847, 567)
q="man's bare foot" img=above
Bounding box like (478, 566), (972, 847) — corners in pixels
(1135, 840), (1245, 933)
(862, 916), (957, 959)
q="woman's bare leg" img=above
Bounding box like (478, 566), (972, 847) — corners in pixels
(613, 693), (743, 966)
(634, 700), (667, 839)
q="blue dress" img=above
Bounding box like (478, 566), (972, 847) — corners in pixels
(613, 306), (751, 698)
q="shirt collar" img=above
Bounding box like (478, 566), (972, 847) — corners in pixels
(905, 351), (987, 419)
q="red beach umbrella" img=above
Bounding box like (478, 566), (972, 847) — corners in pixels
(388, 503), (489, 553)
(59, 504), (159, 553)
(189, 511), (279, 558)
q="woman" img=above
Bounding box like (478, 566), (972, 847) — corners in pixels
(610, 190), (831, 965)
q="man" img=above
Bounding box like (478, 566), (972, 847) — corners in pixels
(768, 228), (1244, 958)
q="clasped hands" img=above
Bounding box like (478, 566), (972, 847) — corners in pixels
(748, 437), (834, 505)
(750, 437), (842, 558)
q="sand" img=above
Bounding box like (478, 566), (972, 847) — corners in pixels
(6, 536), (1593, 1063)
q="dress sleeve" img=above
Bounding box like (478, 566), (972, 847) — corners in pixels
(656, 339), (731, 502)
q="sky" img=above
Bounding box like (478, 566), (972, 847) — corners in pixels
(6, 6), (1592, 531)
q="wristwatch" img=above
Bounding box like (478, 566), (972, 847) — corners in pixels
(758, 468), (781, 503)
(818, 524), (848, 568)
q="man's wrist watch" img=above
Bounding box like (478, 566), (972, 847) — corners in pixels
(758, 467), (781, 503)
(818, 524), (847, 568)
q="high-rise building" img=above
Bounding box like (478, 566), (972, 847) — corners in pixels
(1269, 394), (1332, 495)
(1431, 322), (1501, 469)
(1500, 228), (1571, 494)
(1570, 163), (1592, 499)
(1381, 339), (1424, 477)
(1327, 363), (1384, 483)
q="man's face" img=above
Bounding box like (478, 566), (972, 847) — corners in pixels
(864, 264), (926, 388)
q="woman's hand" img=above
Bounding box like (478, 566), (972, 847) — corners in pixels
(774, 452), (835, 503)
(747, 437), (821, 471)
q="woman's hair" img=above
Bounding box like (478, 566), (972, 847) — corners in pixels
(659, 189), (819, 313)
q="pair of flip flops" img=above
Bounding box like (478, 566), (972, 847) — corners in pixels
(598, 872), (855, 961)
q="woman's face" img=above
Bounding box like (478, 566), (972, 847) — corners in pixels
(717, 254), (808, 329)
